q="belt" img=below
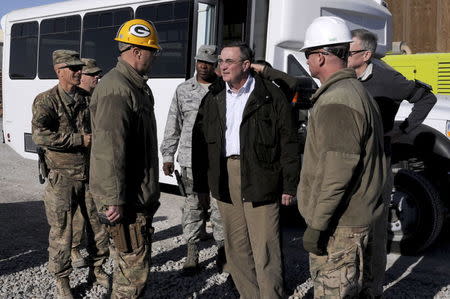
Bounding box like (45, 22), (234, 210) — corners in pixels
(227, 155), (240, 160)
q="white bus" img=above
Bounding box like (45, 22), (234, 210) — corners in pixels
(1, 0), (391, 183)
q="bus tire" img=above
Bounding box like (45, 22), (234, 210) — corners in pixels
(388, 169), (444, 255)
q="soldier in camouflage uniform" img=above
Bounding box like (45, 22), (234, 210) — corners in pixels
(32, 50), (110, 299)
(160, 45), (225, 273)
(71, 58), (105, 268)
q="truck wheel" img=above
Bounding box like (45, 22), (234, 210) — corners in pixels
(388, 169), (444, 255)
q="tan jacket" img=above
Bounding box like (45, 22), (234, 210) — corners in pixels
(297, 68), (387, 231)
(89, 58), (160, 215)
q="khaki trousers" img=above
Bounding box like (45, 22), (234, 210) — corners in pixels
(216, 158), (284, 299)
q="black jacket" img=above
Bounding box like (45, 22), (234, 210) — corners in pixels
(192, 75), (299, 203)
(362, 61), (436, 134)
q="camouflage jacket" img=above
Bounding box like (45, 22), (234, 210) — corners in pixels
(160, 76), (209, 167)
(89, 58), (160, 215)
(32, 84), (90, 180)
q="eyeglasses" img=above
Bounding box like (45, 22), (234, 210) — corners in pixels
(83, 72), (102, 78)
(348, 49), (367, 56)
(304, 50), (329, 59)
(217, 58), (243, 66)
(60, 65), (83, 72)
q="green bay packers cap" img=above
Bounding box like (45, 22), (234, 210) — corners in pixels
(52, 49), (85, 66)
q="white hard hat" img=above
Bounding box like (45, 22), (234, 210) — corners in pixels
(300, 16), (352, 52)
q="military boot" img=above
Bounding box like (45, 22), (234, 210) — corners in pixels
(88, 266), (111, 290)
(55, 277), (73, 299)
(71, 248), (88, 268)
(182, 242), (199, 274)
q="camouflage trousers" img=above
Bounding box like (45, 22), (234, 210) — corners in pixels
(72, 186), (110, 262)
(181, 167), (224, 244)
(309, 226), (371, 299)
(110, 214), (152, 299)
(43, 171), (109, 277)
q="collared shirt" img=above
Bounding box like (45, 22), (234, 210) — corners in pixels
(225, 75), (255, 157)
(358, 62), (373, 81)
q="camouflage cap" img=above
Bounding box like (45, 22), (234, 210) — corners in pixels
(52, 49), (85, 66)
(195, 45), (218, 64)
(81, 58), (102, 74)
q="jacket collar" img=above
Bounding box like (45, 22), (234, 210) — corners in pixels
(214, 75), (271, 126)
(116, 57), (148, 89)
(358, 62), (373, 81)
(57, 84), (76, 107)
(311, 68), (357, 103)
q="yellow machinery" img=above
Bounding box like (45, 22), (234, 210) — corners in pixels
(382, 53), (450, 95)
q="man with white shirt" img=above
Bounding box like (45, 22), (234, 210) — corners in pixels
(192, 42), (299, 298)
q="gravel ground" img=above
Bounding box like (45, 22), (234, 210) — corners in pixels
(1, 119), (450, 298)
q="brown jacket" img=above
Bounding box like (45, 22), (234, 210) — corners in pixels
(297, 68), (387, 231)
(89, 58), (160, 215)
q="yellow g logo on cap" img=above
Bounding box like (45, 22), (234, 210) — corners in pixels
(115, 19), (161, 50)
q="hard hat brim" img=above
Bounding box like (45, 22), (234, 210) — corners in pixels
(300, 39), (353, 52)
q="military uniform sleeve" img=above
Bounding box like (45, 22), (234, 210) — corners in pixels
(90, 93), (132, 207)
(275, 88), (300, 195)
(309, 103), (364, 231)
(32, 96), (83, 149)
(160, 89), (183, 163)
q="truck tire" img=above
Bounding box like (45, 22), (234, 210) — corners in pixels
(388, 169), (444, 255)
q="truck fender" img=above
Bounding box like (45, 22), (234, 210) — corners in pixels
(391, 122), (450, 160)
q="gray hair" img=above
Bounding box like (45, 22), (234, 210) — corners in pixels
(118, 41), (131, 52)
(351, 29), (378, 53)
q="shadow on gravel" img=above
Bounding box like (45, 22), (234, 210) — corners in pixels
(146, 255), (239, 298)
(383, 226), (450, 298)
(152, 224), (182, 242)
(0, 200), (49, 276)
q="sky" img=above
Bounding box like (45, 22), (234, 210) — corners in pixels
(0, 0), (64, 20)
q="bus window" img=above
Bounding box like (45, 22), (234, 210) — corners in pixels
(38, 15), (81, 79)
(81, 8), (133, 74)
(287, 54), (310, 78)
(136, 0), (189, 78)
(9, 22), (38, 79)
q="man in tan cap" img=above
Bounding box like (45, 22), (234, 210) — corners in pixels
(32, 50), (110, 298)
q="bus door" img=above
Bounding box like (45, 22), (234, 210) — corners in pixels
(190, 0), (258, 76)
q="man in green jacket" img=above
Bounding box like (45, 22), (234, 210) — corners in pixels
(89, 19), (161, 298)
(193, 42), (299, 298)
(297, 17), (387, 298)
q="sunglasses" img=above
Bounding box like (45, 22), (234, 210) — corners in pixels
(60, 65), (83, 72)
(83, 72), (102, 78)
(304, 50), (329, 59)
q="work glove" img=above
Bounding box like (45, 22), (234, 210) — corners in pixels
(302, 226), (327, 256)
(162, 162), (174, 176)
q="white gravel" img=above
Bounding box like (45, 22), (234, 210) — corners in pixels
(1, 118), (450, 298)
